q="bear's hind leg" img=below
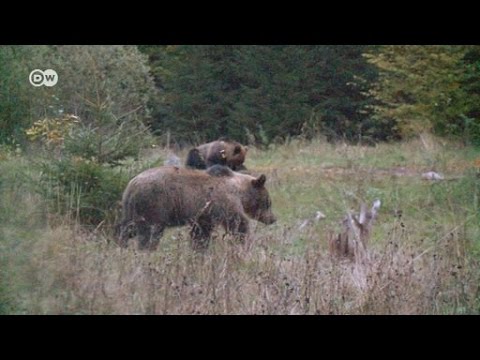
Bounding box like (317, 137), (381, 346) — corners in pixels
(137, 222), (164, 251)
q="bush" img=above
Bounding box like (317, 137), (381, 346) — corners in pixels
(39, 156), (130, 225)
(30, 46), (156, 127)
(31, 115), (155, 226)
(25, 109), (156, 226)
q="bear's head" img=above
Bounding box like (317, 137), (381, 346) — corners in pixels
(220, 140), (248, 171)
(241, 174), (276, 225)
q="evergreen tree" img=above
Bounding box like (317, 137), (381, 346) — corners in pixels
(454, 46), (480, 145)
(142, 45), (378, 145)
(142, 45), (245, 144)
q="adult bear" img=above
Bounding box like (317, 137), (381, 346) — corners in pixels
(117, 165), (276, 250)
(185, 138), (248, 171)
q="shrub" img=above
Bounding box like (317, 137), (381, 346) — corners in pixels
(39, 156), (130, 225)
(31, 113), (155, 226)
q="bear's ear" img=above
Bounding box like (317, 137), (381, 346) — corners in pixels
(244, 146), (248, 153)
(252, 174), (266, 188)
(234, 145), (242, 155)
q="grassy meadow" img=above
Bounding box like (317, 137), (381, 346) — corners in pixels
(1, 135), (480, 314)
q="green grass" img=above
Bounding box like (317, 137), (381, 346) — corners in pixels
(1, 136), (480, 314)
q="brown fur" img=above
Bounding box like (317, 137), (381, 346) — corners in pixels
(117, 166), (275, 250)
(185, 139), (248, 171)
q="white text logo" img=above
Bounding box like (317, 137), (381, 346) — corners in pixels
(29, 69), (58, 87)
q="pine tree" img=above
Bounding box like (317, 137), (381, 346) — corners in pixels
(455, 46), (480, 145)
(142, 45), (378, 145)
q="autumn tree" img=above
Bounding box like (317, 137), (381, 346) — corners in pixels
(364, 45), (468, 140)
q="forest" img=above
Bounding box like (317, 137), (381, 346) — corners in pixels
(2, 45), (480, 148)
(1, 45), (479, 314)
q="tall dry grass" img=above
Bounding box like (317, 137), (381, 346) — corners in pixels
(17, 216), (479, 314)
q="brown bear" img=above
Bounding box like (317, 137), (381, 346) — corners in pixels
(185, 138), (248, 171)
(117, 165), (276, 250)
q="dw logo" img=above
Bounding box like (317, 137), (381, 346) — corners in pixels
(29, 69), (58, 87)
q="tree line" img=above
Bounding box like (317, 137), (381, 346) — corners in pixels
(1, 45), (479, 148)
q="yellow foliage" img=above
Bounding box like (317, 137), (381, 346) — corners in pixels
(25, 114), (80, 148)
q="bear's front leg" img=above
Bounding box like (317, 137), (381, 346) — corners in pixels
(225, 214), (250, 244)
(190, 216), (214, 251)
